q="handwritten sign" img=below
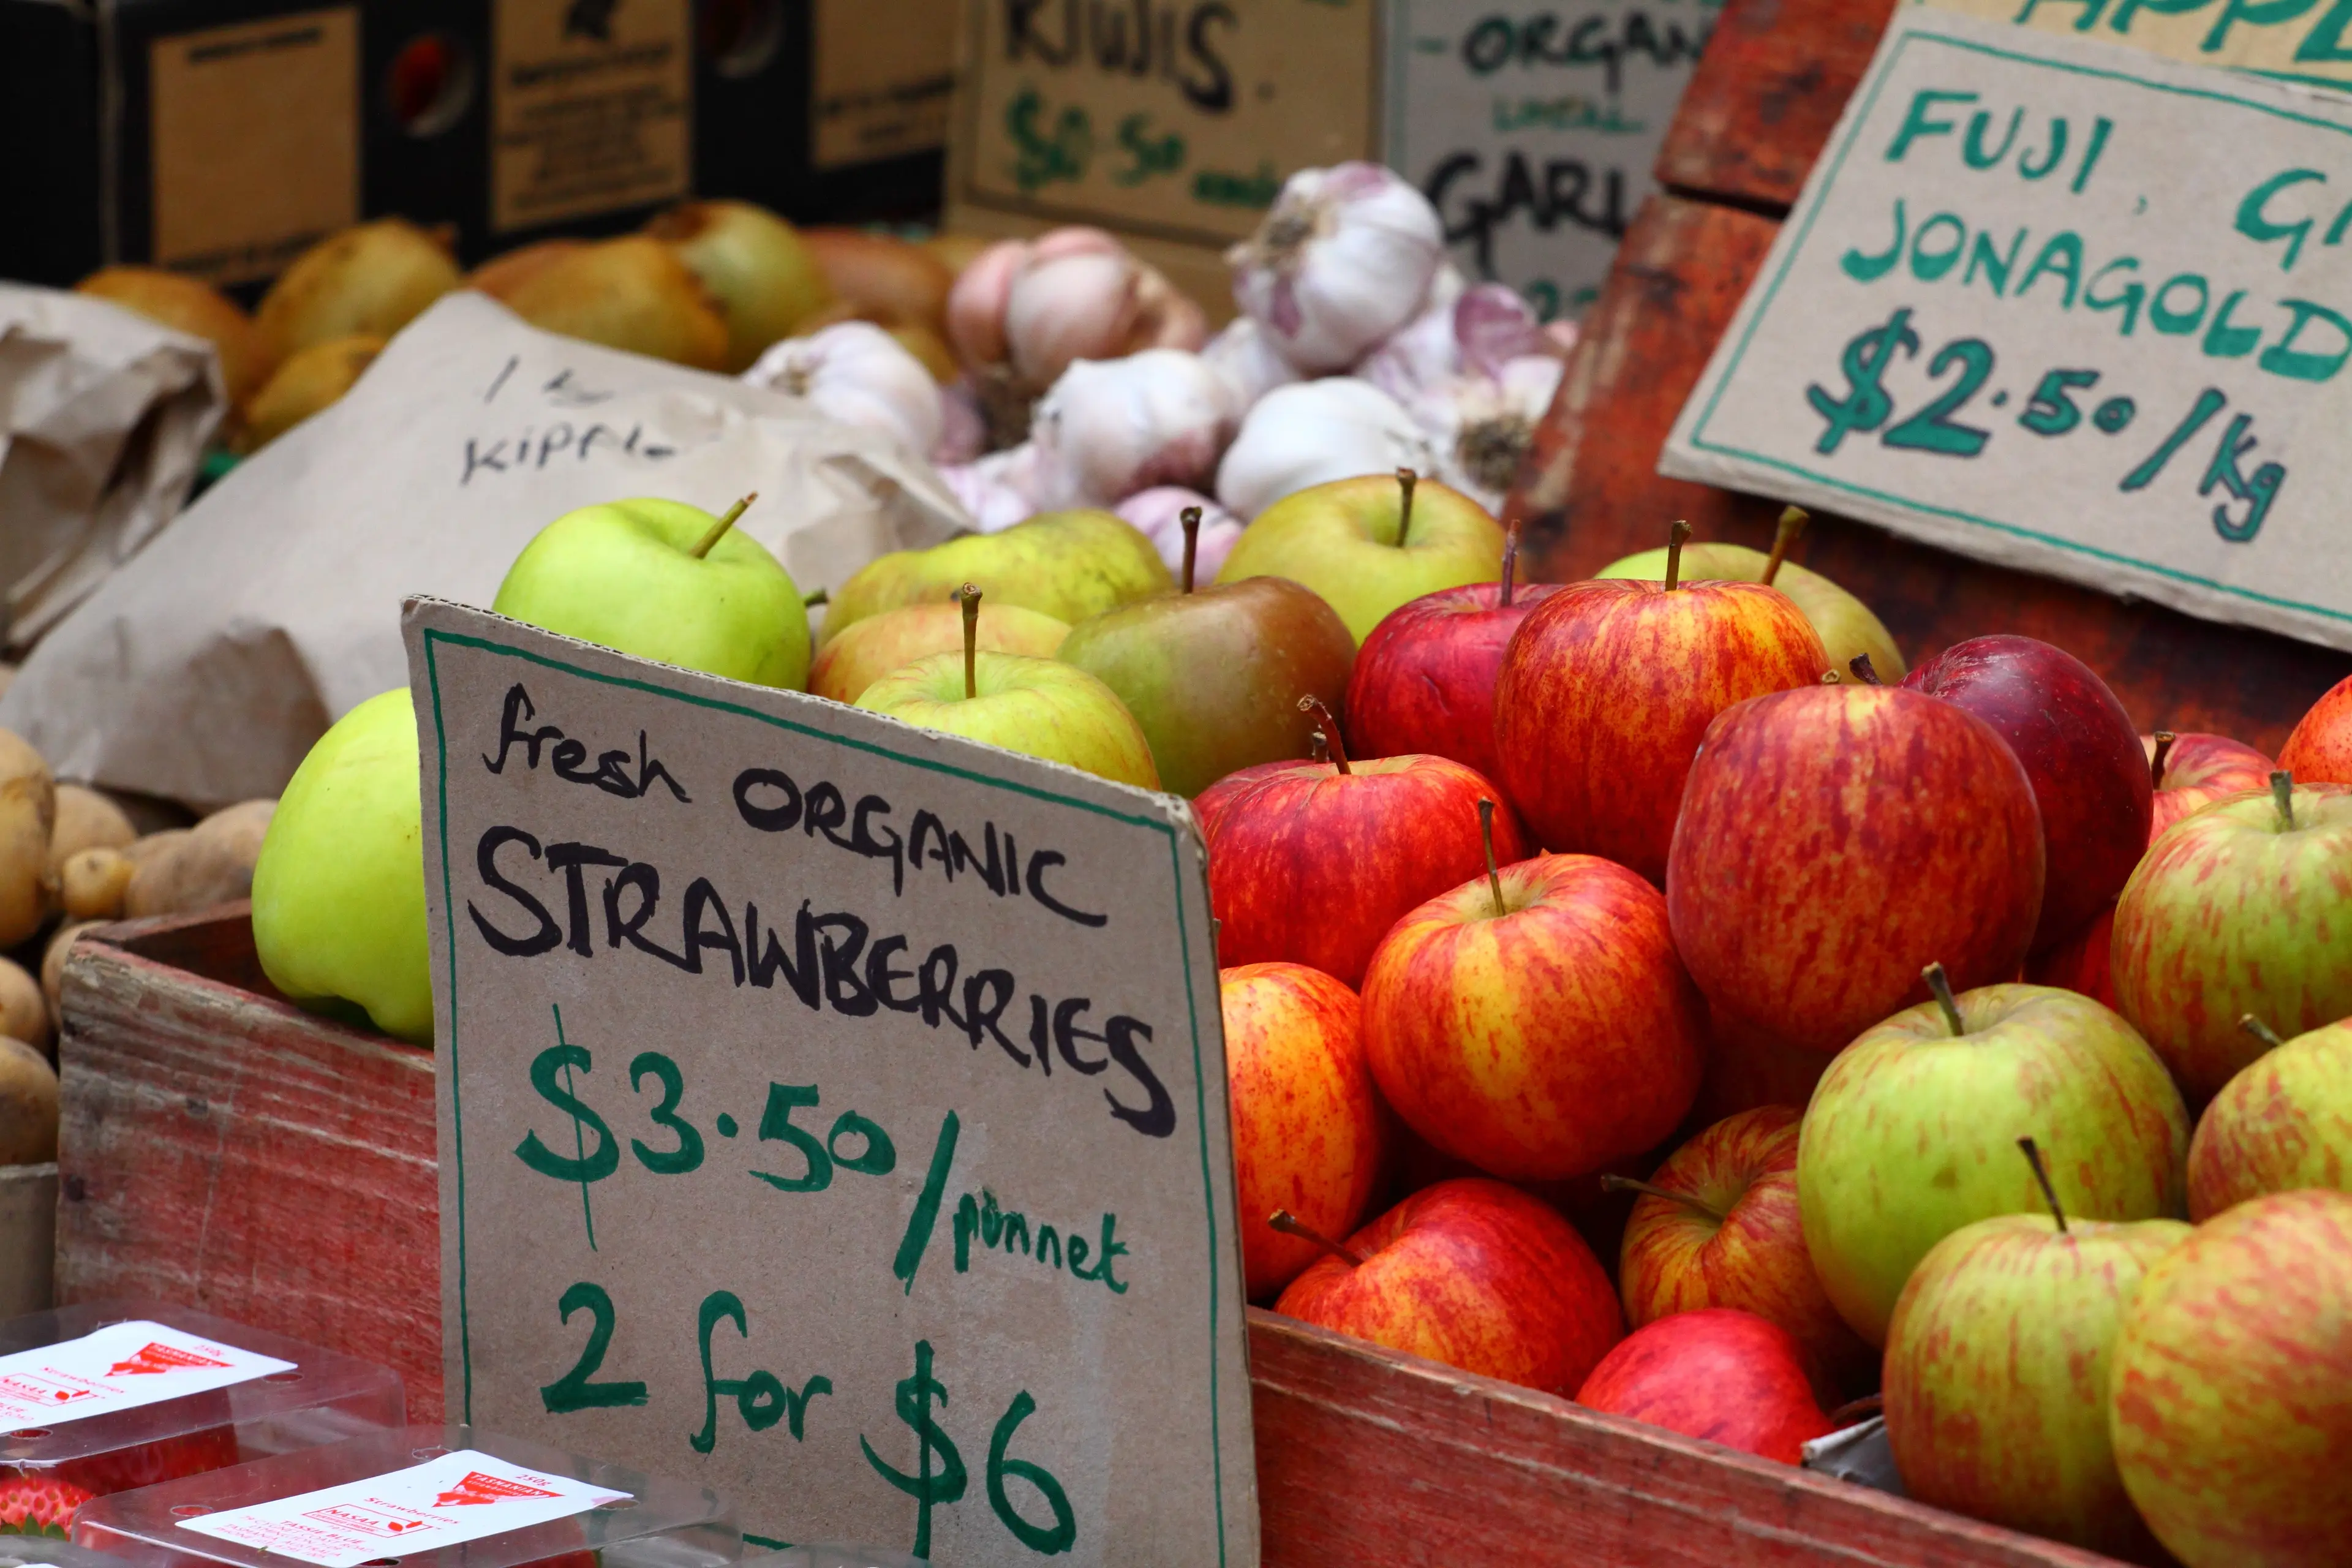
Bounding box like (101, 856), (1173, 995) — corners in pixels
(1384, 0), (1719, 317)
(1925, 0), (2352, 89)
(406, 598), (1254, 1566)
(1662, 7), (2352, 654)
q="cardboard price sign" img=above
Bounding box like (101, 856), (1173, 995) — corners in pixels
(1663, 7), (2352, 654)
(406, 599), (1256, 1566)
(1924, 0), (2352, 90)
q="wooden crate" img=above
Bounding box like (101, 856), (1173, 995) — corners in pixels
(1506, 0), (2352, 755)
(50, 909), (2121, 1567)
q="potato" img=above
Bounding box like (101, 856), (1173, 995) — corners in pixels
(0, 957), (45, 1057)
(42, 921), (98, 1017)
(124, 799), (276, 918)
(0, 729), (56, 949)
(48, 783), (137, 874)
(61, 847), (132, 921)
(123, 827), (192, 870)
(0, 1036), (59, 1166)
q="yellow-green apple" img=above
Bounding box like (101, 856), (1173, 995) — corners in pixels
(2277, 671), (2352, 784)
(1575, 1308), (1836, 1463)
(1273, 1177), (1624, 1395)
(1901, 635), (2152, 952)
(1594, 508), (1904, 681)
(1493, 524), (1827, 883)
(1608, 1106), (1871, 1393)
(856, 588), (1158, 788)
(1341, 527), (1564, 779)
(1665, 685), (2045, 1054)
(1883, 1137), (2190, 1558)
(1195, 715), (1530, 987)
(2109, 1189), (2352, 1568)
(1216, 469), (1506, 644)
(1799, 973), (2188, 1346)
(645, 199), (831, 372)
(2147, 729), (2274, 840)
(824, 508), (1173, 646)
(1221, 962), (1385, 1299)
(1360, 843), (1702, 1181)
(252, 689), (431, 1044)
(2187, 1015), (2351, 1219)
(494, 496), (810, 688)
(2112, 775), (2352, 1103)
(1689, 1007), (1832, 1126)
(808, 600), (1070, 704)
(1058, 511), (1356, 797)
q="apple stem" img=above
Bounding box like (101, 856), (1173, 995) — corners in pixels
(1848, 653), (1884, 686)
(2239, 1013), (2285, 1049)
(690, 493), (756, 559)
(1477, 798), (1506, 919)
(1597, 1174), (1728, 1224)
(1827, 1393), (1884, 1427)
(1180, 506), (1202, 595)
(2149, 729), (2176, 790)
(1308, 731), (1329, 764)
(1819, 669), (1842, 685)
(803, 587), (829, 608)
(1395, 468), (1418, 549)
(1297, 696), (1350, 775)
(1499, 521), (1521, 608)
(1664, 519), (1693, 590)
(2272, 769), (2296, 831)
(2016, 1137), (2068, 1234)
(1922, 962), (1964, 1035)
(1762, 507), (1807, 586)
(1268, 1208), (1367, 1268)
(959, 582), (981, 701)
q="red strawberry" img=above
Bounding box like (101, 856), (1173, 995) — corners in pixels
(0, 1472), (93, 1537)
(53, 1425), (241, 1496)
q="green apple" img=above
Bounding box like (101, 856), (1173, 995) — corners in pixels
(1883, 1138), (2189, 1558)
(252, 688), (431, 1045)
(856, 589), (1159, 789)
(809, 600), (1070, 705)
(2187, 1014), (2351, 1219)
(1058, 513), (1356, 797)
(824, 509), (1173, 647)
(646, 199), (832, 373)
(1798, 971), (2188, 1346)
(493, 496), (811, 690)
(1596, 511), (1905, 680)
(1216, 470), (1506, 644)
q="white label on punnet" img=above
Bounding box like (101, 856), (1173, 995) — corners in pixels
(0, 1321), (296, 1431)
(173, 1449), (630, 1568)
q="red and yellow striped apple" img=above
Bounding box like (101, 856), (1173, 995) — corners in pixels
(2147, 729), (2274, 840)
(2187, 1014), (2351, 1220)
(1577, 1307), (1835, 1464)
(2277, 671), (2352, 785)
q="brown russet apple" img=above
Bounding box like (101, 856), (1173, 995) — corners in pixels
(2277, 671), (2352, 784)
(2146, 729), (2274, 840)
(1577, 1308), (1836, 1464)
(1665, 684), (2045, 1054)
(2186, 1014), (2350, 1220)
(1493, 522), (1827, 883)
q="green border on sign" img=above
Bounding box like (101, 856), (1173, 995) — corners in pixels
(423, 627), (1232, 1565)
(1685, 25), (2352, 628)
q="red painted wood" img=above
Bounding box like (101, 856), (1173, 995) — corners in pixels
(1660, 0), (1901, 211)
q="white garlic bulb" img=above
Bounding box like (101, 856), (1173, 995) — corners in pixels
(1408, 355), (1565, 513)
(1116, 486), (1246, 584)
(1355, 265), (1469, 401)
(1214, 377), (1435, 520)
(937, 442), (1045, 534)
(1029, 350), (1240, 511)
(1201, 317), (1301, 410)
(1228, 163), (1446, 375)
(742, 320), (943, 458)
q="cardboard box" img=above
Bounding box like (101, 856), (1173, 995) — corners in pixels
(0, 0), (955, 291)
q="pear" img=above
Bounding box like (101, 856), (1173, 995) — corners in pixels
(503, 236), (729, 371)
(646, 200), (832, 372)
(801, 228), (952, 330)
(76, 266), (273, 404)
(238, 334), (384, 450)
(255, 218), (459, 361)
(466, 238), (586, 303)
(824, 510), (1175, 648)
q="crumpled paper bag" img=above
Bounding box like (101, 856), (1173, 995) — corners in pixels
(0, 284), (227, 655)
(0, 292), (967, 808)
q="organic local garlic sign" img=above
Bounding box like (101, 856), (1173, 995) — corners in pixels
(404, 599), (1252, 1567)
(1665, 7), (2352, 655)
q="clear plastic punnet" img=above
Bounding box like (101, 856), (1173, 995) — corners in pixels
(70, 1427), (737, 1568)
(0, 1304), (406, 1537)
(0, 1536), (130, 1568)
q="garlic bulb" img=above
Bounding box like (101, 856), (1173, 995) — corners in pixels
(742, 320), (943, 458)
(1408, 355), (1564, 513)
(1453, 282), (1553, 380)
(932, 377), (987, 466)
(1229, 163), (1446, 375)
(1355, 265), (1469, 401)
(1116, 486), (1246, 584)
(1003, 250), (1207, 388)
(1215, 377), (1435, 520)
(1201, 317), (1300, 409)
(937, 443), (1044, 533)
(945, 227), (1124, 369)
(1030, 350), (1240, 511)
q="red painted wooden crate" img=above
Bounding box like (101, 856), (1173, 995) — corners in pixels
(50, 908), (2122, 1567)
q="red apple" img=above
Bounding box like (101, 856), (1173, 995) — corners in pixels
(2023, 903), (2117, 1008)
(2277, 671), (2352, 785)
(2147, 729), (2275, 840)
(1273, 1177), (1623, 1396)
(1491, 527), (1827, 883)
(1343, 529), (1564, 778)
(1901, 635), (2150, 951)
(1665, 685), (2045, 1054)
(1197, 718), (1530, 987)
(1575, 1308), (1835, 1463)
(1611, 1107), (1871, 1393)
(1361, 848), (1702, 1181)
(1691, 1006), (1833, 1126)
(2186, 1014), (2351, 1221)
(1221, 962), (1386, 1300)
